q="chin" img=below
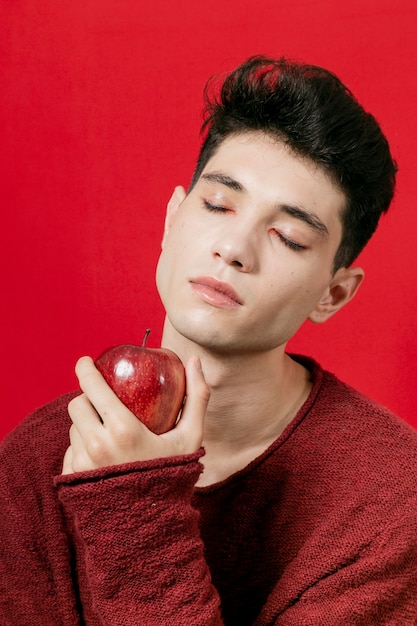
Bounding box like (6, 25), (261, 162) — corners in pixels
(167, 315), (276, 356)
(166, 314), (231, 350)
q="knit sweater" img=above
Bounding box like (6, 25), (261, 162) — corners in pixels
(1, 357), (417, 625)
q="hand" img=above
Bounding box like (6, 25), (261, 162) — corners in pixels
(62, 355), (210, 474)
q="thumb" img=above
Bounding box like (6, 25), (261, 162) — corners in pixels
(175, 356), (210, 450)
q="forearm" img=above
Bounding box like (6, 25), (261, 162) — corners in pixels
(55, 451), (223, 626)
(0, 415), (82, 626)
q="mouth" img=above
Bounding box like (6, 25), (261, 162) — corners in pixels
(189, 276), (243, 309)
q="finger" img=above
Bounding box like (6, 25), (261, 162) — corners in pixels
(67, 392), (102, 438)
(175, 356), (210, 448)
(74, 356), (138, 428)
(67, 420), (107, 472)
(67, 396), (109, 469)
(61, 446), (73, 475)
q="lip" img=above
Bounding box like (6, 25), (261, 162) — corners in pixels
(189, 276), (243, 308)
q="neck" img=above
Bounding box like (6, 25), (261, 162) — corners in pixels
(161, 319), (312, 454)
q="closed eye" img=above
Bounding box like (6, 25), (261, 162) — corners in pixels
(202, 200), (306, 251)
(202, 199), (230, 213)
(273, 230), (307, 251)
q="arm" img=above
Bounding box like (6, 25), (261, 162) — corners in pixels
(59, 355), (224, 625)
(0, 394), (84, 625)
(55, 453), (223, 626)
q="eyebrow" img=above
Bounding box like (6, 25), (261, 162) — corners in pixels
(279, 205), (329, 239)
(201, 172), (244, 192)
(200, 171), (329, 239)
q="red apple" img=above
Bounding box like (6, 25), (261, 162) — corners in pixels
(95, 330), (186, 434)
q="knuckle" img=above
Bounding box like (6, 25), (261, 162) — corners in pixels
(68, 423), (77, 441)
(189, 379), (211, 403)
(85, 434), (107, 462)
(111, 421), (133, 444)
(200, 381), (211, 403)
(71, 454), (90, 474)
(67, 395), (83, 416)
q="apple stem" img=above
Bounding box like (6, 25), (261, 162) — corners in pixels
(142, 329), (151, 347)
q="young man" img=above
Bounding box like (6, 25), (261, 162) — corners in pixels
(1, 56), (416, 625)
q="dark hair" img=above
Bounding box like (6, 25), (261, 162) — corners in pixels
(190, 56), (397, 270)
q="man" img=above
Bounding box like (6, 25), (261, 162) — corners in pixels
(1, 56), (416, 625)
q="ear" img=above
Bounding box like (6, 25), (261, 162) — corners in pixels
(308, 266), (365, 324)
(161, 186), (187, 248)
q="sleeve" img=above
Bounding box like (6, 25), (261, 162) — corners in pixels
(54, 451), (224, 626)
(257, 506), (417, 626)
(0, 426), (82, 625)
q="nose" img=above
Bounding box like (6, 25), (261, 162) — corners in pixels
(211, 223), (257, 272)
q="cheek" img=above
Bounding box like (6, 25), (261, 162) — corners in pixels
(266, 271), (330, 318)
(163, 215), (195, 256)
(155, 252), (167, 302)
(156, 233), (179, 294)
(155, 223), (192, 298)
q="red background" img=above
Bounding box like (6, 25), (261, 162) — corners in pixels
(1, 0), (416, 440)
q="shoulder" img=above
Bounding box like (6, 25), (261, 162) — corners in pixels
(318, 362), (416, 448)
(289, 355), (417, 505)
(295, 354), (416, 447)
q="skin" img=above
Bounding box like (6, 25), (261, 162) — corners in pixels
(63, 132), (364, 485)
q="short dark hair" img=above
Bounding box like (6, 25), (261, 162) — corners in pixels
(190, 56), (397, 270)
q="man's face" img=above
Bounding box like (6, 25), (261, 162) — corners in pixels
(156, 132), (347, 355)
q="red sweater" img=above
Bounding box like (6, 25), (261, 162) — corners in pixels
(1, 357), (417, 625)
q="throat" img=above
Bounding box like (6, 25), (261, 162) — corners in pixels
(197, 366), (312, 487)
